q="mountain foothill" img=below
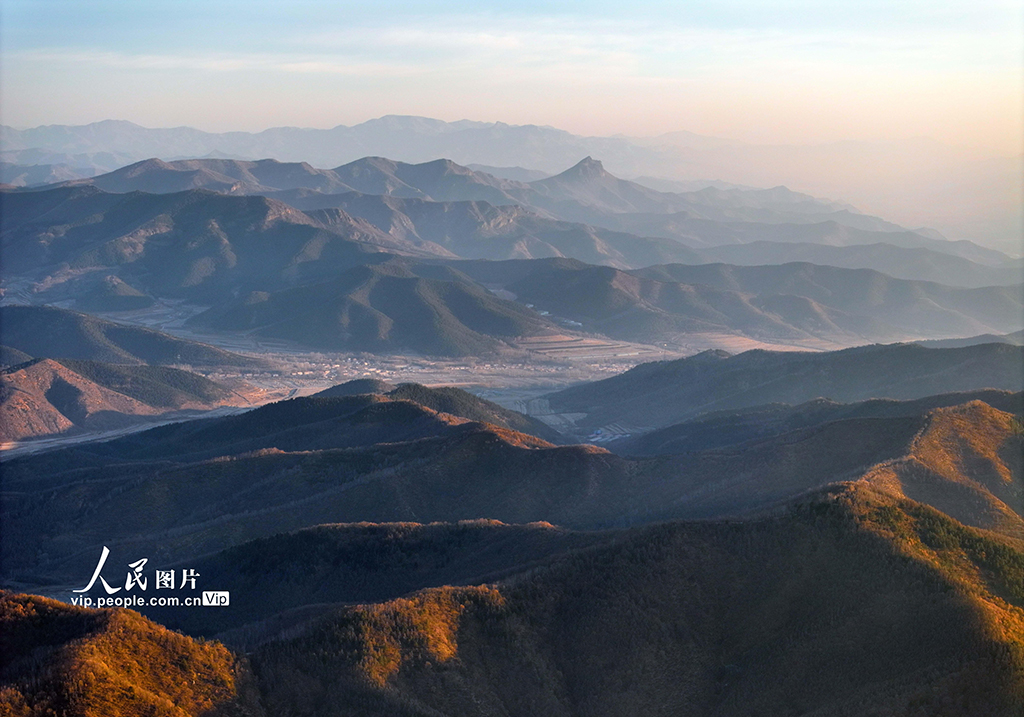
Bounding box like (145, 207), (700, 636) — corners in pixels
(2, 366), (1023, 715)
(0, 306), (275, 442)
(2, 134), (1024, 716)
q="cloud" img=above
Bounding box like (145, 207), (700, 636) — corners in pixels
(11, 12), (1022, 86)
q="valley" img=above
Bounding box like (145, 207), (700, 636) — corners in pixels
(1, 119), (1022, 716)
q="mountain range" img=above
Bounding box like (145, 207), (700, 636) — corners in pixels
(2, 320), (1023, 716)
(3, 383), (1022, 715)
(4, 182), (1020, 352)
(8, 478), (1024, 715)
(3, 115), (1018, 255)
(0, 186), (402, 303)
(546, 342), (1024, 434)
(4, 115), (1024, 717)
(455, 258), (1024, 346)
(4, 364), (1020, 586)
(613, 388), (1024, 456)
(187, 261), (560, 356)
(33, 154), (1015, 268)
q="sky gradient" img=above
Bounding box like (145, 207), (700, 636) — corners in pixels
(1, 0), (1022, 154)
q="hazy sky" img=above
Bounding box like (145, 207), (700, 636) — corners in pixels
(2, 0), (1022, 153)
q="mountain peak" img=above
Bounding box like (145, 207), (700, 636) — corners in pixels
(560, 156), (607, 181)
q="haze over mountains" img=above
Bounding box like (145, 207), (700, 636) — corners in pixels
(2, 116), (1019, 257)
(455, 258), (1023, 346)
(32, 153), (1013, 267)
(3, 150), (1020, 356)
(3, 116), (1024, 716)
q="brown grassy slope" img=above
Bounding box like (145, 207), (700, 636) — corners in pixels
(0, 591), (259, 717)
(250, 484), (1024, 717)
(861, 401), (1024, 539)
(0, 359), (160, 441)
(0, 358), (241, 442)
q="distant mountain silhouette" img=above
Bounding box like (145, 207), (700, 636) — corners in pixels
(78, 157), (357, 195)
(697, 240), (1023, 288)
(0, 160), (94, 187)
(5, 115), (1018, 253)
(914, 329), (1024, 348)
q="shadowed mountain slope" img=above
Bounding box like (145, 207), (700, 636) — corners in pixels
(140, 398), (1021, 639)
(313, 377), (396, 397)
(616, 389), (1024, 456)
(314, 379), (563, 443)
(4, 391), (1020, 587)
(73, 274), (156, 312)
(22, 391), (548, 465)
(0, 345), (33, 367)
(0, 186), (398, 302)
(547, 342), (1024, 432)
(144, 520), (609, 640)
(188, 262), (557, 356)
(0, 305), (265, 367)
(281, 190), (706, 268)
(9, 483), (1024, 716)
